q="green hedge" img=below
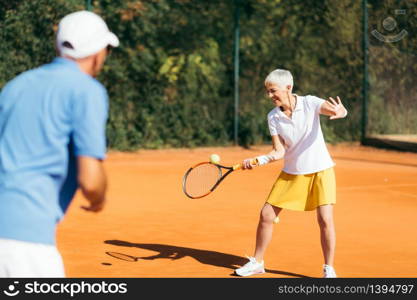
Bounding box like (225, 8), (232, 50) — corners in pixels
(1, 0), (414, 150)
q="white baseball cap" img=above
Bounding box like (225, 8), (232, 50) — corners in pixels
(57, 10), (119, 59)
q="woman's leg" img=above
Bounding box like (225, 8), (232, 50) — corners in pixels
(254, 203), (282, 262)
(316, 204), (336, 266)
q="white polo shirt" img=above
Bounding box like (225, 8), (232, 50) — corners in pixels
(267, 95), (335, 175)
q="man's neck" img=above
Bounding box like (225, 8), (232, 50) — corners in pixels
(62, 55), (94, 76)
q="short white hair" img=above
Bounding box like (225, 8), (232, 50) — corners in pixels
(264, 69), (293, 88)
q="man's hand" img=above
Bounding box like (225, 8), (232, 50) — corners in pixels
(81, 199), (105, 212)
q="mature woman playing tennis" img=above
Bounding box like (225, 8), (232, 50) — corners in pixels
(235, 69), (347, 278)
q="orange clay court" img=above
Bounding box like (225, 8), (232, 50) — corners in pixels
(57, 143), (417, 278)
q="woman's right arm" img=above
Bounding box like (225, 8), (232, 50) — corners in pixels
(242, 135), (285, 170)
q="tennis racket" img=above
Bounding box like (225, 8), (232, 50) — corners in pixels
(182, 159), (257, 199)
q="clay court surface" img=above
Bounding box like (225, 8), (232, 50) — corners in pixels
(57, 143), (417, 278)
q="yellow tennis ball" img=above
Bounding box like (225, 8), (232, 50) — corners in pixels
(210, 154), (221, 164)
(273, 216), (280, 224)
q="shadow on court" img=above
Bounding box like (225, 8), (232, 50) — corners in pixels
(104, 239), (310, 278)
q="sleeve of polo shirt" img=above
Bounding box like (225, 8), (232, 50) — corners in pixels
(267, 113), (278, 136)
(306, 95), (325, 114)
(72, 82), (108, 160)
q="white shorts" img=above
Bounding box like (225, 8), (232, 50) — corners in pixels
(0, 238), (65, 277)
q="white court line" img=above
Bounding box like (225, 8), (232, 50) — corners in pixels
(339, 183), (417, 191)
(339, 183), (417, 199)
(389, 191), (417, 199)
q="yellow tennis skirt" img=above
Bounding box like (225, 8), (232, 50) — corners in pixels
(266, 167), (336, 211)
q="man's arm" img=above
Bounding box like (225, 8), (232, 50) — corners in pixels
(77, 156), (107, 212)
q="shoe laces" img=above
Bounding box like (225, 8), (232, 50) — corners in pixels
(244, 255), (262, 266)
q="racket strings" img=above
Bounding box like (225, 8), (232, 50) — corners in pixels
(184, 163), (221, 198)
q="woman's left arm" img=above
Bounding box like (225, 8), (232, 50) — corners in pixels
(320, 96), (348, 120)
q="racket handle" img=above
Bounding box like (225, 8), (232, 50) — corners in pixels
(233, 158), (258, 170)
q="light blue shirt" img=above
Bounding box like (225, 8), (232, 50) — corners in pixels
(0, 57), (108, 245)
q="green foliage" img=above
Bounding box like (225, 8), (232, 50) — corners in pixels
(0, 0), (83, 86)
(1, 0), (415, 150)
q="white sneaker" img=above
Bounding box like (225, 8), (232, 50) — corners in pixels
(323, 264), (337, 278)
(235, 256), (265, 277)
